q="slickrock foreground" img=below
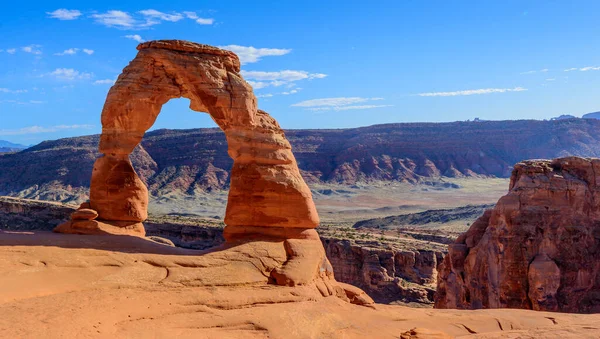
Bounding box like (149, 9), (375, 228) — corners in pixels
(436, 157), (600, 313)
(2, 231), (600, 338)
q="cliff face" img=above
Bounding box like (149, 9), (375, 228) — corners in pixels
(3, 119), (600, 201)
(322, 238), (444, 304)
(435, 157), (600, 313)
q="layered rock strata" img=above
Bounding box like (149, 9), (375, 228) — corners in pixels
(436, 157), (600, 313)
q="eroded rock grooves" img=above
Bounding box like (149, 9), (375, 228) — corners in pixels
(56, 40), (318, 237)
(436, 156), (600, 313)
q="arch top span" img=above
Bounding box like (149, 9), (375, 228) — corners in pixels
(55, 40), (320, 239)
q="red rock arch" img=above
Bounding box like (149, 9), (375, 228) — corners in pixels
(56, 40), (319, 240)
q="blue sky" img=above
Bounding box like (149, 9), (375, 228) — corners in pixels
(1, 1), (600, 145)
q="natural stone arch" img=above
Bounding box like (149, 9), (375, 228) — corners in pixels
(56, 40), (319, 240)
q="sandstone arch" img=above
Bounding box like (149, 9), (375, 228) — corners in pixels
(56, 40), (319, 240)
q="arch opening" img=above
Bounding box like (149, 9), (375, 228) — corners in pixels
(56, 40), (319, 241)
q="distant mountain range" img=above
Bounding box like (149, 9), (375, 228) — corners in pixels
(2, 119), (600, 202)
(0, 140), (28, 153)
(550, 111), (600, 121)
(583, 111), (600, 120)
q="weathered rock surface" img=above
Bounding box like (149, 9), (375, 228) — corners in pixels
(323, 238), (444, 304)
(0, 196), (76, 231)
(436, 156), (600, 313)
(2, 231), (600, 338)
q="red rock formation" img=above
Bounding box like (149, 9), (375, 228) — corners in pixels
(435, 156), (600, 313)
(56, 40), (318, 238)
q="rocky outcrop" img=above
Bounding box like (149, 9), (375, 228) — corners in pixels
(436, 157), (600, 313)
(323, 238), (444, 304)
(57, 40), (318, 240)
(0, 196), (76, 231)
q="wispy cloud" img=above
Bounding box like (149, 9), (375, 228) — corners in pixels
(55, 48), (78, 56)
(138, 9), (184, 23)
(6, 48), (16, 54)
(22, 45), (42, 55)
(93, 79), (116, 85)
(46, 68), (93, 80)
(218, 45), (291, 64)
(565, 66), (600, 72)
(55, 48), (93, 56)
(416, 87), (527, 97)
(520, 68), (548, 75)
(242, 70), (326, 89)
(0, 88), (27, 94)
(183, 11), (214, 25)
(308, 104), (393, 112)
(91, 10), (137, 29)
(257, 88), (302, 99)
(124, 34), (144, 43)
(0, 100), (46, 105)
(292, 97), (391, 112)
(47, 9), (82, 20)
(89, 9), (214, 29)
(0, 124), (94, 136)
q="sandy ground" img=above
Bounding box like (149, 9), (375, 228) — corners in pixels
(1, 230), (599, 339)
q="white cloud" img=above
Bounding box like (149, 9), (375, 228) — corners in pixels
(82, 49), (94, 55)
(91, 10), (137, 29)
(6, 48), (16, 54)
(0, 100), (45, 105)
(247, 81), (268, 89)
(55, 48), (78, 56)
(22, 45), (42, 55)
(241, 70), (327, 89)
(138, 9), (184, 23)
(0, 124), (94, 136)
(520, 68), (548, 75)
(195, 18), (214, 25)
(89, 9), (214, 29)
(47, 9), (82, 20)
(292, 97), (391, 112)
(416, 87), (527, 97)
(546, 78), (556, 81)
(183, 11), (198, 19)
(242, 70), (326, 81)
(47, 68), (93, 80)
(218, 45), (291, 64)
(124, 34), (144, 43)
(580, 66), (600, 71)
(0, 88), (27, 94)
(564, 66), (600, 72)
(308, 104), (393, 112)
(292, 97), (374, 107)
(94, 79), (116, 85)
(257, 88), (302, 99)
